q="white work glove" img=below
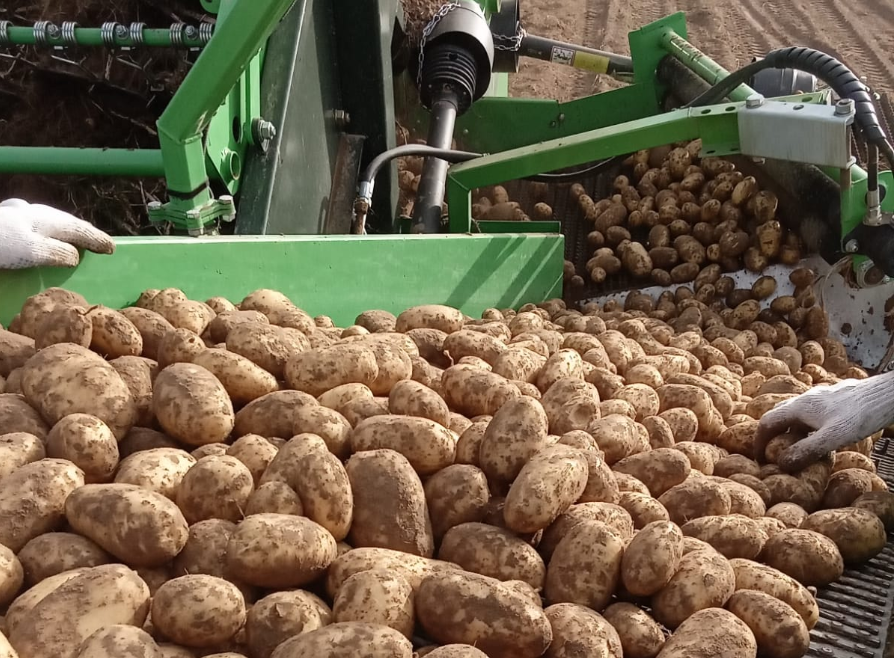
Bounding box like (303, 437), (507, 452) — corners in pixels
(756, 371), (894, 472)
(0, 198), (115, 269)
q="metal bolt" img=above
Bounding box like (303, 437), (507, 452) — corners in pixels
(835, 98), (855, 116)
(845, 239), (860, 253)
(255, 119), (276, 141)
(333, 110), (350, 128)
(147, 201), (162, 211)
(745, 94), (764, 109)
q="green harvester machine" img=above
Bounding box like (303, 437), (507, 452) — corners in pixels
(4, 0), (894, 653)
(2, 0), (892, 329)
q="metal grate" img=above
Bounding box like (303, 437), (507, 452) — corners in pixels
(808, 437), (894, 657)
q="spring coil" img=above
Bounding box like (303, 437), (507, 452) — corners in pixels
(129, 22), (145, 47)
(101, 22), (118, 47)
(61, 21), (78, 47)
(170, 23), (185, 48)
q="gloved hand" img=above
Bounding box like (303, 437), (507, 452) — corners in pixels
(756, 371), (894, 472)
(0, 198), (115, 270)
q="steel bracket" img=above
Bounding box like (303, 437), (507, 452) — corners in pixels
(738, 98), (855, 168)
(148, 195), (236, 235)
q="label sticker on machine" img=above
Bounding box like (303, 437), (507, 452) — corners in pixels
(550, 46), (574, 66)
(549, 46), (610, 74)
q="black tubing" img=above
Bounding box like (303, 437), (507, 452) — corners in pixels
(360, 145), (480, 187)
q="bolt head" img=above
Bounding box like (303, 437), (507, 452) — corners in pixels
(835, 98), (855, 116)
(148, 201), (162, 211)
(745, 94), (764, 109)
(845, 239), (859, 253)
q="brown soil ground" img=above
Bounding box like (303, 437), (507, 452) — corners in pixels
(511, 0), (894, 100)
(2, 0), (894, 231)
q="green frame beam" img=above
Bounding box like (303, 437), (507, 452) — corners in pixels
(0, 234), (564, 327)
(0, 148), (164, 177)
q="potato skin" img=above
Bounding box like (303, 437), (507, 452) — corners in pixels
(284, 344), (379, 396)
(658, 477), (731, 525)
(46, 413), (119, 483)
(177, 455), (255, 524)
(681, 515), (767, 559)
(656, 607), (757, 658)
(153, 363), (235, 446)
(17, 532), (110, 586)
(546, 520), (624, 610)
(20, 343), (137, 439)
(269, 622), (413, 658)
(226, 513), (337, 588)
(439, 522), (546, 590)
(622, 521), (684, 597)
(65, 483), (189, 568)
(504, 445), (588, 533)
(74, 625), (160, 658)
(613, 448), (690, 497)
(545, 603), (624, 658)
(602, 602), (665, 658)
(424, 465), (490, 540)
(192, 348), (279, 404)
(762, 528), (844, 586)
(247, 590), (332, 658)
(800, 508), (886, 564)
(114, 447), (196, 500)
(150, 575), (246, 648)
(0, 431), (45, 478)
(333, 569), (414, 638)
(9, 564), (150, 658)
(346, 449), (434, 557)
(0, 458), (85, 552)
(727, 589), (809, 658)
(651, 549), (735, 629)
(479, 396), (549, 483)
(416, 571), (553, 658)
(351, 415), (455, 475)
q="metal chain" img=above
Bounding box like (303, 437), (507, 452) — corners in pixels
(416, 1), (460, 87)
(492, 22), (526, 52)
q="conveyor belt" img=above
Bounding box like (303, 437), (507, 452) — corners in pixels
(809, 437), (894, 658)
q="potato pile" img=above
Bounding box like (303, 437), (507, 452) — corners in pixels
(395, 132), (553, 223)
(568, 140), (803, 288)
(0, 283), (891, 658)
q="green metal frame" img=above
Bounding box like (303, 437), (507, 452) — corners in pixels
(0, 234), (563, 327)
(2, 11), (882, 319)
(0, 0), (290, 233)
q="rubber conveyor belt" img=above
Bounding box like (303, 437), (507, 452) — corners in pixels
(809, 437), (894, 658)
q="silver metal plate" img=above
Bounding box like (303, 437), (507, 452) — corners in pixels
(738, 100), (854, 169)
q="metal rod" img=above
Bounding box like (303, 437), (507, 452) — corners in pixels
(1, 25), (210, 49)
(519, 33), (634, 78)
(660, 29), (757, 102)
(412, 97), (459, 233)
(0, 147), (165, 176)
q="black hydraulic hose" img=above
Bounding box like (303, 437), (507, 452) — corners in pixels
(360, 145), (480, 187)
(685, 47), (894, 171)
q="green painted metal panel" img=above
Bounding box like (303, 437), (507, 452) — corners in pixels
(475, 221), (562, 233)
(456, 84), (659, 154)
(0, 235), (564, 327)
